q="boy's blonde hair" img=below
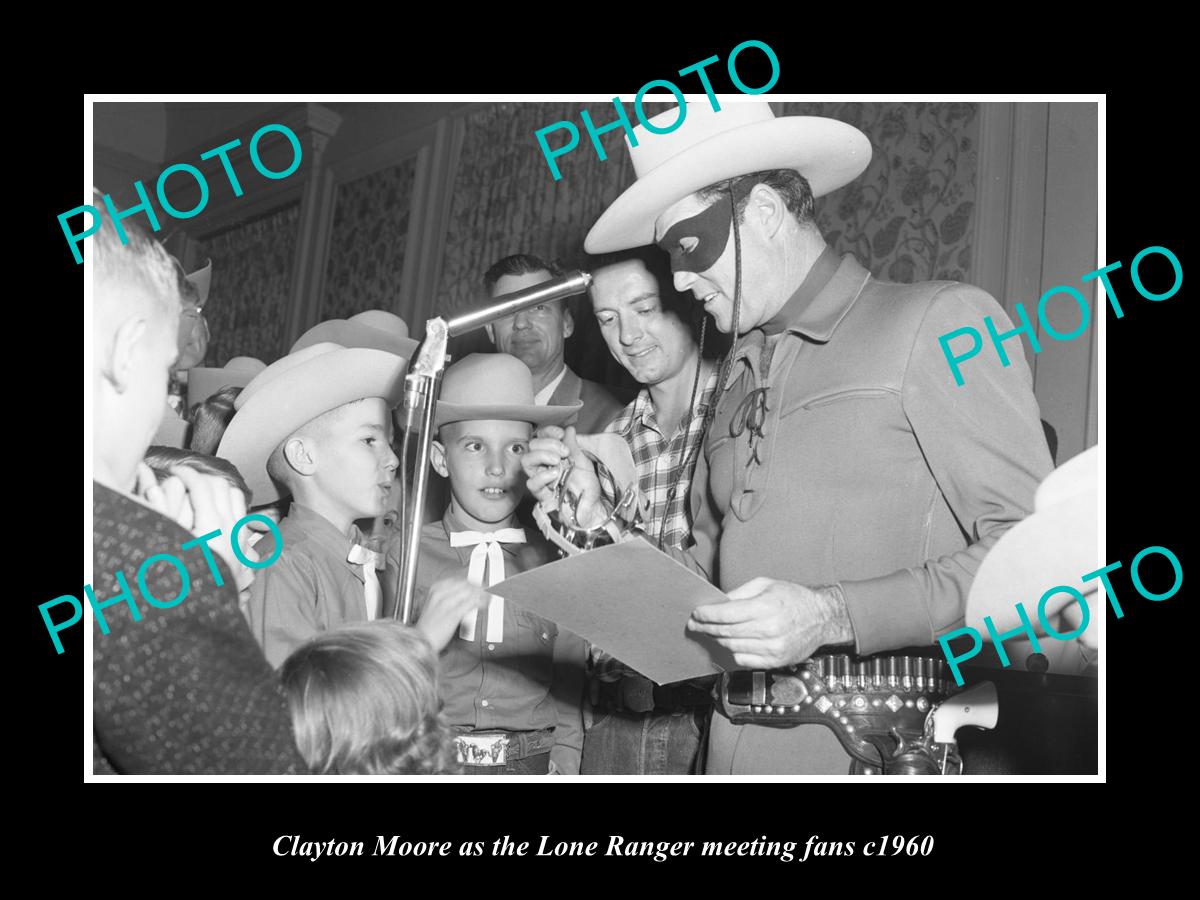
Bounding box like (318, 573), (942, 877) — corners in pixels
(280, 620), (457, 775)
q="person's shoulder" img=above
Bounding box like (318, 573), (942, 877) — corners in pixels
(580, 375), (634, 408)
(864, 275), (1003, 326)
(93, 482), (202, 567)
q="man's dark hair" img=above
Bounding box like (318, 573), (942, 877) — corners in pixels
(586, 246), (700, 338)
(482, 253), (564, 296)
(696, 168), (816, 227)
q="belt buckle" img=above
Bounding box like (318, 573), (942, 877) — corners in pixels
(454, 733), (508, 766)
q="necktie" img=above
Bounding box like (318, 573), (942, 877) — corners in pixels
(346, 544), (383, 620)
(448, 528), (526, 642)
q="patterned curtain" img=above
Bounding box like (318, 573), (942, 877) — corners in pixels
(197, 202), (301, 366)
(780, 101), (979, 283)
(322, 156), (419, 321)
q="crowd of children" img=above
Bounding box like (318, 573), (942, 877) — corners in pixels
(110, 233), (594, 774)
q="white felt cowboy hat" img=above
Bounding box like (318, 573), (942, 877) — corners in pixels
(185, 259), (212, 306)
(435, 353), (581, 428)
(968, 445), (1101, 632)
(290, 309), (420, 363)
(185, 356), (267, 409)
(585, 101), (872, 253)
(217, 342), (407, 504)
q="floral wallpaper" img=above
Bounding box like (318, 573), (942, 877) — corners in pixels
(322, 156), (419, 321)
(197, 202), (300, 366)
(780, 101), (979, 283)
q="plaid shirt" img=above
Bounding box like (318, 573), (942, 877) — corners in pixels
(602, 370), (719, 553)
(592, 370), (718, 682)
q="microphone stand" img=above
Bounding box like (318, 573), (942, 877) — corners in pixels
(392, 270), (592, 625)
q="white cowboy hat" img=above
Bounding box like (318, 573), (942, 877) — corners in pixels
(186, 356), (267, 409)
(290, 309), (419, 363)
(435, 353), (581, 428)
(217, 342), (407, 504)
(584, 101), (872, 253)
(968, 445), (1101, 632)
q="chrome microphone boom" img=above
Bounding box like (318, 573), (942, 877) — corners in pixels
(444, 271), (592, 336)
(391, 270), (592, 624)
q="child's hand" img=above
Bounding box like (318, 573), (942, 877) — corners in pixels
(416, 577), (490, 651)
(168, 465), (259, 595)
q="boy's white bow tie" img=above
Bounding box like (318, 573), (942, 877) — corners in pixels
(449, 529), (526, 642)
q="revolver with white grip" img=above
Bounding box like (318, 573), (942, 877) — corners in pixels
(919, 681), (999, 775)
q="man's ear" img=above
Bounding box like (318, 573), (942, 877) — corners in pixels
(561, 305), (575, 340)
(430, 440), (449, 478)
(749, 183), (788, 240)
(104, 314), (150, 393)
(283, 436), (317, 476)
(485, 323), (495, 345)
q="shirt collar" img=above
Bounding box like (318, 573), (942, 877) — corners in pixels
(287, 502), (368, 575)
(532, 365), (569, 405)
(441, 507), (525, 556)
(761, 246), (869, 341)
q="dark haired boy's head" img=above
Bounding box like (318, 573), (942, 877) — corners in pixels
(143, 445), (254, 506)
(189, 386), (241, 456)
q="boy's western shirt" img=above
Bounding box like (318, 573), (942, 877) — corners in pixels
(399, 508), (587, 774)
(245, 502), (394, 668)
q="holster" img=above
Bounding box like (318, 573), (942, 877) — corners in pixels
(715, 653), (955, 771)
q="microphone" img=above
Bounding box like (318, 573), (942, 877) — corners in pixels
(445, 270), (592, 337)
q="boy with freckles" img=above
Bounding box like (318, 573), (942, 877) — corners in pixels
(219, 342), (485, 668)
(398, 353), (588, 775)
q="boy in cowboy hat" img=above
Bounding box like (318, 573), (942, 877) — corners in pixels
(218, 342), (486, 668)
(398, 353), (588, 775)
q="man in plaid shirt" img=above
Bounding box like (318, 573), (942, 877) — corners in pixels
(580, 246), (721, 775)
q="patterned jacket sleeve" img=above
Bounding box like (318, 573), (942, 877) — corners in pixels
(92, 510), (306, 774)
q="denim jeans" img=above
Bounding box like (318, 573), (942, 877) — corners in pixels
(580, 707), (704, 775)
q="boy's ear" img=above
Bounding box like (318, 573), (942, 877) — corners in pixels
(430, 440), (449, 478)
(485, 323), (495, 345)
(283, 436), (317, 476)
(104, 314), (150, 393)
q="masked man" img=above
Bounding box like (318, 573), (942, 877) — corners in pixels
(531, 102), (1053, 774)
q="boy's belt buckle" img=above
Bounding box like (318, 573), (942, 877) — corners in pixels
(454, 733), (508, 766)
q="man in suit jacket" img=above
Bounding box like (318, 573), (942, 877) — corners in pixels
(485, 253), (627, 434)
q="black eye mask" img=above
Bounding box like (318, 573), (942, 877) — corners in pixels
(656, 176), (757, 274)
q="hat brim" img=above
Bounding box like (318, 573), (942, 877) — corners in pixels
(435, 400), (583, 429)
(291, 321), (419, 363)
(217, 348), (407, 505)
(186, 367), (261, 410)
(585, 116), (872, 253)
